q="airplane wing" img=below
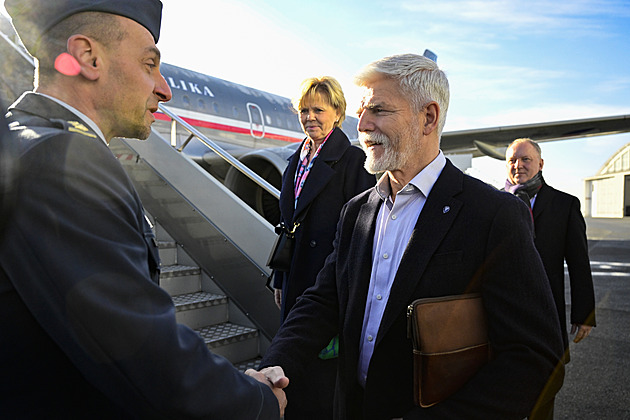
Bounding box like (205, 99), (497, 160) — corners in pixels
(442, 114), (630, 159)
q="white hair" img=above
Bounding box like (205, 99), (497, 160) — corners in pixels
(354, 53), (450, 139)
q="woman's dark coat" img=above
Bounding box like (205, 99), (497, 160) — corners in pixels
(273, 127), (375, 321)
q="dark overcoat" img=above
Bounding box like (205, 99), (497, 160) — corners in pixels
(532, 182), (596, 357)
(0, 93), (279, 419)
(262, 159), (565, 420)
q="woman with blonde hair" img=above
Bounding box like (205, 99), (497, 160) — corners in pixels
(271, 76), (374, 419)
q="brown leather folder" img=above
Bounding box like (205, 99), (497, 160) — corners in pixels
(407, 293), (491, 408)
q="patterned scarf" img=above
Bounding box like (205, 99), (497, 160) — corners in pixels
(504, 171), (544, 207)
(293, 129), (333, 208)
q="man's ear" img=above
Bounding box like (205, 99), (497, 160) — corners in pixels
(66, 34), (101, 81)
(421, 102), (440, 136)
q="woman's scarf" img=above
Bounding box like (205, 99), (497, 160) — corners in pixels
(293, 129), (334, 208)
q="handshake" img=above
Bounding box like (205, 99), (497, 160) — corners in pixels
(245, 366), (289, 417)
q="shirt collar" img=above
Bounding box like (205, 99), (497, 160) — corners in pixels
(37, 93), (107, 145)
(375, 150), (447, 201)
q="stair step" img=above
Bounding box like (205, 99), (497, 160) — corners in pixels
(157, 241), (177, 266)
(195, 322), (259, 364)
(158, 240), (177, 247)
(160, 264), (200, 276)
(234, 358), (262, 373)
(159, 264), (201, 296)
(173, 291), (227, 310)
(173, 292), (228, 329)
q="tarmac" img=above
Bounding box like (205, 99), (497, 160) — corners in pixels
(554, 217), (630, 420)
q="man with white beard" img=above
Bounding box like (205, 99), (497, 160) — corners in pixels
(258, 53), (564, 420)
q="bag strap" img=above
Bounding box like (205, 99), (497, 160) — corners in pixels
(290, 201), (312, 231)
(277, 201), (312, 235)
(289, 158), (338, 230)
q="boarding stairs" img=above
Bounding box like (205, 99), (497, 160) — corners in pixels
(153, 216), (261, 371)
(1, 17), (281, 371)
(109, 127), (281, 372)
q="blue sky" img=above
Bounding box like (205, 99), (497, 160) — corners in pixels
(155, 0), (630, 202)
(3, 1), (629, 202)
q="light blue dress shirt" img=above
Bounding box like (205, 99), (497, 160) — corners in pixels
(357, 151), (446, 387)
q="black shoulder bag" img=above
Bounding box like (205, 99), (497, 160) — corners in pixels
(266, 205), (311, 272)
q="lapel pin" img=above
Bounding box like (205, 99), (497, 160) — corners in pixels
(443, 206), (450, 214)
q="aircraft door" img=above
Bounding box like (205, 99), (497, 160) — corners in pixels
(247, 102), (265, 139)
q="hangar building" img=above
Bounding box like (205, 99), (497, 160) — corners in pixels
(584, 142), (630, 218)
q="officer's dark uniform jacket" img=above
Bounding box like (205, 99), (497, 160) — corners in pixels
(0, 92), (279, 419)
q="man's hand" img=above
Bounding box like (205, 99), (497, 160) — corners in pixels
(571, 324), (593, 343)
(259, 366), (290, 388)
(245, 367), (289, 417)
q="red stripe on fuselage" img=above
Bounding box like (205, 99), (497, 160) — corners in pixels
(154, 112), (302, 143)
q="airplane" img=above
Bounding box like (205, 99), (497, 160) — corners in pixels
(1, 15), (629, 225)
(151, 56), (630, 225)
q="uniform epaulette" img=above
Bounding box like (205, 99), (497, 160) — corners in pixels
(66, 120), (97, 139)
(46, 118), (97, 139)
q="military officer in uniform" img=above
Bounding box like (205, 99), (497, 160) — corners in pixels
(0, 0), (287, 418)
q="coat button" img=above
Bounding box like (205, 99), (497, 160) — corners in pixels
(310, 240), (317, 247)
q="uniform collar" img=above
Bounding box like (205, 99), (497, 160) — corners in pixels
(37, 93), (107, 145)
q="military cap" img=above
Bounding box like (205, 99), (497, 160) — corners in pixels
(4, 0), (163, 55)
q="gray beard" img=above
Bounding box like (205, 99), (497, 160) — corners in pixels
(360, 127), (416, 175)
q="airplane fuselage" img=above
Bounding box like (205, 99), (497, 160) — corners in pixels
(154, 63), (359, 154)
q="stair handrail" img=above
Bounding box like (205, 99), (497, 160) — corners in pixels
(157, 103), (280, 200)
(0, 29), (35, 65)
